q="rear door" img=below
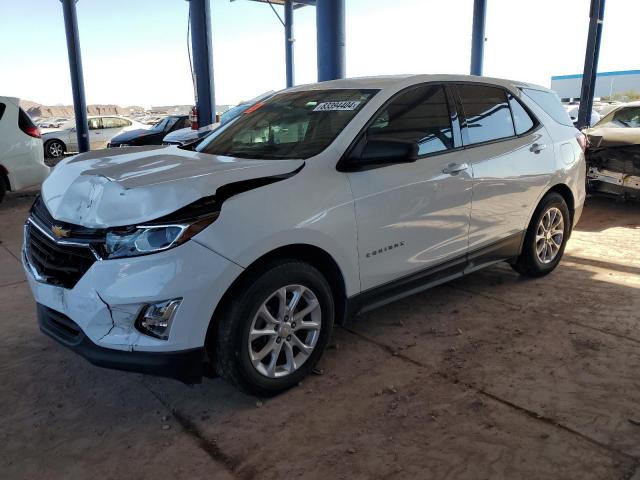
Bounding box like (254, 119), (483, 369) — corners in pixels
(346, 83), (472, 291)
(454, 83), (556, 263)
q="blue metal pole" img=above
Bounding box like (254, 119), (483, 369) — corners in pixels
(316, 0), (345, 82)
(470, 0), (487, 76)
(284, 0), (294, 88)
(189, 0), (215, 127)
(577, 0), (606, 129)
(60, 0), (89, 153)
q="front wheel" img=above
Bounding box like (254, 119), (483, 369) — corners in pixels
(213, 260), (334, 396)
(511, 192), (572, 277)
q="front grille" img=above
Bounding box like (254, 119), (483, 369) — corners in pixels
(38, 304), (84, 345)
(25, 197), (105, 289)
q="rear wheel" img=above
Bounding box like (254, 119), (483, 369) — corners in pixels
(44, 139), (66, 158)
(0, 178), (6, 204)
(213, 260), (334, 396)
(511, 192), (571, 277)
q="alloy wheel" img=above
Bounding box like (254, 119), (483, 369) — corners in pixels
(248, 284), (322, 378)
(48, 142), (64, 158)
(535, 207), (564, 264)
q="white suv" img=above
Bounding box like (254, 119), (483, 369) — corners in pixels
(0, 97), (49, 203)
(23, 75), (586, 395)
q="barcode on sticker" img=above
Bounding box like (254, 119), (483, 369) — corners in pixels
(313, 101), (361, 112)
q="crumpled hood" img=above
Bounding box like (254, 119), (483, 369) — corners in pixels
(42, 145), (304, 228)
(585, 126), (640, 149)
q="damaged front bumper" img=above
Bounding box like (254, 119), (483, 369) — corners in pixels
(585, 139), (640, 199)
(23, 239), (243, 382)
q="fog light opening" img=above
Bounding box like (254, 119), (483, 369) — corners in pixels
(136, 299), (182, 340)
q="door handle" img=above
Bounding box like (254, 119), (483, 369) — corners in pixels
(530, 143), (547, 154)
(442, 163), (469, 175)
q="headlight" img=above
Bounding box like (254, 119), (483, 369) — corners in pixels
(104, 215), (216, 259)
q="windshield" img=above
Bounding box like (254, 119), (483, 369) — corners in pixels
(598, 107), (640, 128)
(151, 116), (179, 131)
(197, 89), (378, 159)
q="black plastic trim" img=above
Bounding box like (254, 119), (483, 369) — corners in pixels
(38, 304), (204, 383)
(346, 232), (524, 318)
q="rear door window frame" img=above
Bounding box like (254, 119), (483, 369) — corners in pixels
(452, 82), (541, 149)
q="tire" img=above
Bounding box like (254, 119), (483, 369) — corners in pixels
(44, 139), (66, 159)
(511, 192), (571, 277)
(0, 178), (6, 204)
(213, 260), (335, 396)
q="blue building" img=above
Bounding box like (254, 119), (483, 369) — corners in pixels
(551, 69), (640, 101)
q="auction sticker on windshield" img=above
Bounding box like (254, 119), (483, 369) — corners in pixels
(313, 101), (361, 112)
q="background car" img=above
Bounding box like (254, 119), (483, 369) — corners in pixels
(565, 104), (600, 127)
(42, 116), (149, 158)
(163, 92), (274, 145)
(37, 117), (69, 129)
(107, 115), (190, 147)
(0, 96), (49, 203)
(584, 101), (640, 199)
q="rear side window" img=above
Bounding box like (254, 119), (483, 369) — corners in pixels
(507, 93), (536, 134)
(522, 88), (573, 126)
(367, 84), (455, 156)
(0, 103), (6, 121)
(457, 84), (515, 145)
(18, 107), (36, 130)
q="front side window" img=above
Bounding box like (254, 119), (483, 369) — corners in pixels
(0, 103), (6, 121)
(198, 89), (377, 159)
(457, 84), (515, 145)
(88, 118), (101, 130)
(366, 84), (454, 156)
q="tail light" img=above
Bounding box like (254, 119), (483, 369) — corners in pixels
(22, 125), (41, 139)
(576, 132), (587, 152)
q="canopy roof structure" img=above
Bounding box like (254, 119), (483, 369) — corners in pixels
(58, 0), (605, 152)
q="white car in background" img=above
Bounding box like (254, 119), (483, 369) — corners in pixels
(565, 104), (600, 127)
(42, 116), (149, 158)
(0, 96), (49, 203)
(24, 75), (586, 394)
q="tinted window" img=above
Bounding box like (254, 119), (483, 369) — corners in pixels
(88, 118), (102, 130)
(367, 84), (454, 156)
(0, 103), (6, 121)
(522, 88), (573, 126)
(458, 84), (515, 145)
(198, 89), (377, 159)
(18, 107), (37, 130)
(507, 93), (535, 134)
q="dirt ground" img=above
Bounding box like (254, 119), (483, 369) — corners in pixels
(1, 190), (639, 480)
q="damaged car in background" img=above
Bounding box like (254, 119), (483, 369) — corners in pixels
(585, 101), (640, 200)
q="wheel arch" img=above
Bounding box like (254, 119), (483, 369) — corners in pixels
(204, 243), (348, 374)
(545, 183), (575, 224)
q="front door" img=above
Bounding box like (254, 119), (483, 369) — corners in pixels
(88, 118), (104, 149)
(346, 83), (472, 291)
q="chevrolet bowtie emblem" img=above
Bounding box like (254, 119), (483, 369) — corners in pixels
(51, 225), (71, 238)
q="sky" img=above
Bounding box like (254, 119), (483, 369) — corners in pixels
(0, 0), (637, 108)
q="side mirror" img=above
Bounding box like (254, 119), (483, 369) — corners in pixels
(344, 138), (419, 171)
